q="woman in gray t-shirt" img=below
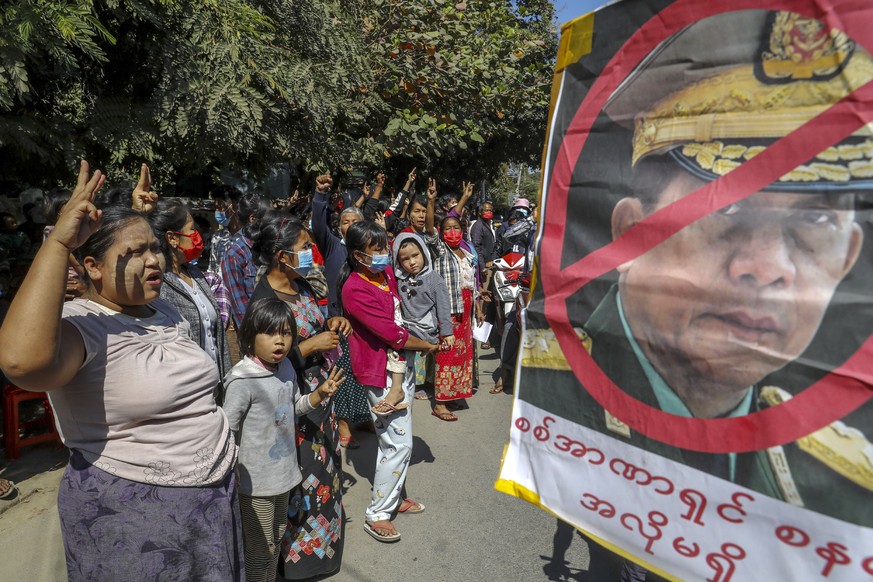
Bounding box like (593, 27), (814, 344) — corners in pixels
(0, 162), (243, 582)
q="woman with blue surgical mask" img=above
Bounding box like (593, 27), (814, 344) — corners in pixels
(246, 212), (355, 577)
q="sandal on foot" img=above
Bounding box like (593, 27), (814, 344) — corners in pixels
(414, 390), (429, 400)
(0, 479), (16, 500)
(489, 384), (504, 394)
(398, 498), (425, 514)
(364, 520), (401, 543)
(338, 435), (360, 450)
(370, 400), (409, 417)
(431, 410), (458, 422)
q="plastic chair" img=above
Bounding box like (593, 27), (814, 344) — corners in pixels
(2, 384), (62, 460)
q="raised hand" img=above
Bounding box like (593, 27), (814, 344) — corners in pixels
(315, 174), (333, 193)
(426, 177), (438, 201)
(375, 172), (386, 187)
(462, 181), (474, 199)
(131, 163), (158, 213)
(374, 211), (386, 230)
(48, 160), (105, 251)
(404, 167), (417, 190)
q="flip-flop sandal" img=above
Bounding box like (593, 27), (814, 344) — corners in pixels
(371, 401), (410, 417)
(489, 384), (504, 394)
(364, 521), (401, 543)
(431, 410), (458, 422)
(414, 390), (429, 400)
(398, 498), (425, 514)
(0, 479), (16, 500)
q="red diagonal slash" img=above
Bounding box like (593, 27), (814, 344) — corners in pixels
(539, 0), (873, 452)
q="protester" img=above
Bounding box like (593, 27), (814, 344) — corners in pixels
(425, 186), (483, 421)
(247, 213), (351, 577)
(149, 198), (233, 399)
(338, 221), (438, 542)
(221, 192), (265, 330)
(470, 199), (498, 350)
(223, 297), (344, 582)
(399, 192), (429, 237)
(470, 199), (497, 272)
(209, 184), (245, 275)
(0, 162), (242, 581)
(311, 173), (371, 447)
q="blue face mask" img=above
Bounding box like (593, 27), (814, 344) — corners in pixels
(364, 252), (391, 273)
(284, 248), (313, 277)
(214, 211), (230, 227)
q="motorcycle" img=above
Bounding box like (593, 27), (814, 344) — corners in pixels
(483, 247), (531, 393)
(490, 247), (530, 317)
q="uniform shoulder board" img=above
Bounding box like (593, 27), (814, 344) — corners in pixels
(761, 386), (873, 492)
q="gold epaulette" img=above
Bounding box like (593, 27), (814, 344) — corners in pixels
(520, 327), (592, 370)
(761, 386), (873, 492)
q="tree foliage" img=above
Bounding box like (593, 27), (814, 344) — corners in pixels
(0, 0), (556, 190)
(0, 0), (371, 186)
(359, 0), (557, 183)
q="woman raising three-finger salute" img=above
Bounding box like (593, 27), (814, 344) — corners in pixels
(0, 161), (244, 582)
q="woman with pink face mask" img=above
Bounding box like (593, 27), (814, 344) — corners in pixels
(425, 211), (484, 422)
(150, 198), (233, 402)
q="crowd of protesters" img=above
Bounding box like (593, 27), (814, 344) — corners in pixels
(0, 160), (537, 581)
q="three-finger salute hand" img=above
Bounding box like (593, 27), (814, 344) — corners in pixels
(132, 163), (158, 213)
(49, 160), (105, 251)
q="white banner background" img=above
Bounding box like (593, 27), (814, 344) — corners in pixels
(498, 399), (873, 581)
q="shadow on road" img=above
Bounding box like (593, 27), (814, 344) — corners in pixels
(1, 444), (67, 485)
(343, 434), (435, 488)
(540, 518), (624, 581)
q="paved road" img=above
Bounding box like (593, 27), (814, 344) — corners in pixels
(0, 349), (615, 581)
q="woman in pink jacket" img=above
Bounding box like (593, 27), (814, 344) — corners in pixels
(338, 221), (438, 543)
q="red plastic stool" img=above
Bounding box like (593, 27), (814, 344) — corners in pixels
(2, 384), (62, 460)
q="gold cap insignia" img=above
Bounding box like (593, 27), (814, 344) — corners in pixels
(618, 11), (873, 190)
(757, 12), (855, 83)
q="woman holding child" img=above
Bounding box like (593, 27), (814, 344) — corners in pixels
(339, 221), (439, 543)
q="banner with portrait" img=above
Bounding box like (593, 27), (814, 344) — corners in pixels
(496, 1), (873, 580)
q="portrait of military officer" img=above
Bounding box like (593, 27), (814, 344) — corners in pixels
(521, 9), (873, 526)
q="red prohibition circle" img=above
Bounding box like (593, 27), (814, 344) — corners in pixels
(540, 0), (873, 453)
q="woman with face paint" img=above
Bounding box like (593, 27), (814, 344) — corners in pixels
(0, 162), (243, 581)
(248, 213), (354, 578)
(150, 198), (233, 402)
